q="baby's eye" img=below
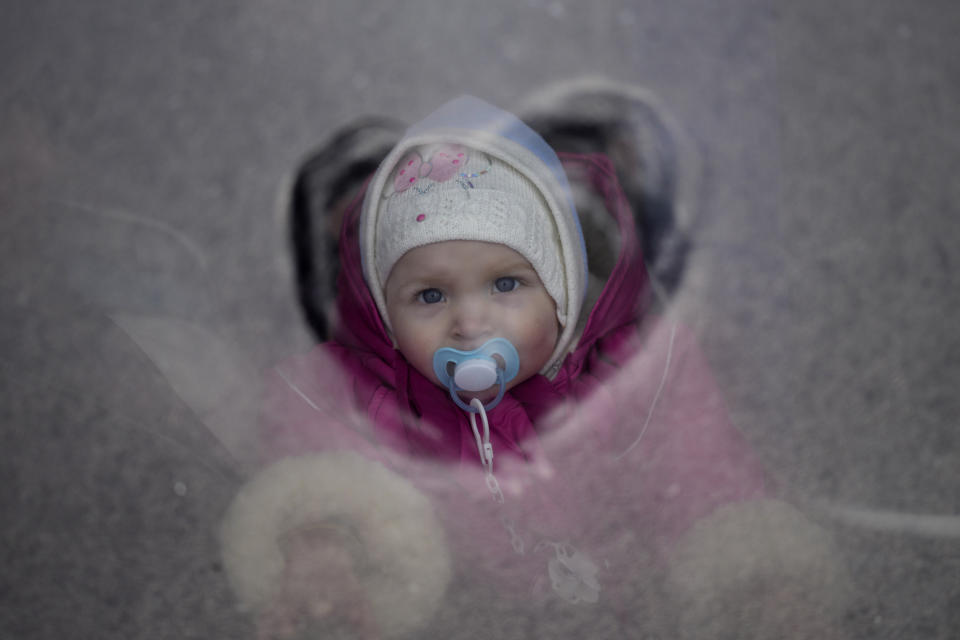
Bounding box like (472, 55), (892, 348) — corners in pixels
(417, 288), (444, 304)
(494, 277), (520, 293)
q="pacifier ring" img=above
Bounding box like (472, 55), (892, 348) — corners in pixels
(448, 371), (507, 413)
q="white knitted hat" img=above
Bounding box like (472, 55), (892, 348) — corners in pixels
(360, 96), (588, 375)
(373, 143), (565, 321)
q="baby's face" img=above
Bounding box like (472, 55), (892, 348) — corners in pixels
(385, 240), (559, 402)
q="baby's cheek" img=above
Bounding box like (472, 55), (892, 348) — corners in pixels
(399, 340), (433, 375)
(408, 341), (451, 388)
(392, 326), (435, 378)
(520, 317), (560, 368)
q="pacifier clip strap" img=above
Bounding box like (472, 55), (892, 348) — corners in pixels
(469, 397), (504, 503)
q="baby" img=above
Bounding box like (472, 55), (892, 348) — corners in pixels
(371, 143), (581, 415)
(221, 96), (854, 640)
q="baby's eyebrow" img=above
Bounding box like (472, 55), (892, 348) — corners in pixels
(396, 278), (438, 292)
(392, 272), (452, 292)
(496, 261), (537, 273)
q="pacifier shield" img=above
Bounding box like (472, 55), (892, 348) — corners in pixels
(432, 338), (521, 412)
(432, 338), (520, 388)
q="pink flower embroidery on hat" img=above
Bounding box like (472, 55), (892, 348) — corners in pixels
(392, 146), (469, 194)
(426, 145), (467, 182)
(393, 152), (429, 193)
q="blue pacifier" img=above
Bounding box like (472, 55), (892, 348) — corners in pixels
(432, 338), (520, 412)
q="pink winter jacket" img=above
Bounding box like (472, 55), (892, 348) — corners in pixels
(259, 154), (769, 592)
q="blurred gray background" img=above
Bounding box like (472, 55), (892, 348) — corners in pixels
(2, 0), (958, 637)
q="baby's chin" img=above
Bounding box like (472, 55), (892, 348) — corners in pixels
(424, 374), (505, 406)
(453, 375), (532, 407)
(455, 385), (500, 405)
(423, 367), (530, 407)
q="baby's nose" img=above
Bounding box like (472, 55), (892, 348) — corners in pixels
(451, 297), (493, 342)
